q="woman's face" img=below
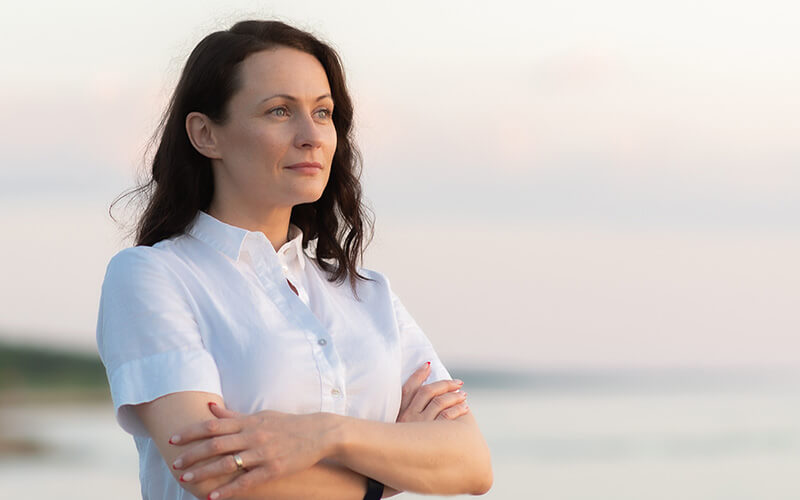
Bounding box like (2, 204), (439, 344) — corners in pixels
(207, 47), (337, 214)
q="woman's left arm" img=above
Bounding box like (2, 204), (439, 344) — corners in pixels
(327, 409), (493, 495)
(175, 407), (492, 498)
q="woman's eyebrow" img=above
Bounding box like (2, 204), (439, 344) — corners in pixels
(260, 93), (332, 104)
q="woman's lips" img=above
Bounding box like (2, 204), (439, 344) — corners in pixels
(285, 162), (322, 174)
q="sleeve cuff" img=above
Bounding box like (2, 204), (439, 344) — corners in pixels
(108, 348), (223, 436)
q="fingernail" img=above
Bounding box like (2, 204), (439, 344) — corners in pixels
(208, 492), (220, 500)
(173, 458), (183, 469)
(180, 472), (194, 482)
(208, 402), (217, 409)
(455, 379), (464, 386)
(169, 435), (181, 444)
(462, 391), (468, 398)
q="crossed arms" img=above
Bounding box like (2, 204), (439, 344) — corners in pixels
(134, 365), (493, 499)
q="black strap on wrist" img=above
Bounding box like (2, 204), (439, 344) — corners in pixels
(363, 476), (384, 500)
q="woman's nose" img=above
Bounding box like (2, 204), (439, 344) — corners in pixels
(294, 114), (325, 149)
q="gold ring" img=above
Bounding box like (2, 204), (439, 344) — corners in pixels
(233, 453), (245, 471)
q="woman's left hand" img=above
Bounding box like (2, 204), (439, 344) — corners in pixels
(170, 403), (334, 498)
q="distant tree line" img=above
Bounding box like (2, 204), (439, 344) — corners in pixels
(0, 341), (108, 391)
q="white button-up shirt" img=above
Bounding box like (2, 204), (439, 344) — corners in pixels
(95, 210), (451, 500)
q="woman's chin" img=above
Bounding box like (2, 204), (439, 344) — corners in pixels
(289, 190), (326, 206)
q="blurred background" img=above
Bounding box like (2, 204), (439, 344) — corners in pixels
(1, 0), (799, 498)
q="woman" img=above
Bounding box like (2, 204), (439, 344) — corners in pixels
(97, 19), (492, 500)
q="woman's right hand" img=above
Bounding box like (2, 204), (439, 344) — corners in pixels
(396, 362), (470, 423)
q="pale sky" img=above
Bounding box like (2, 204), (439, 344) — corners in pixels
(1, 0), (798, 369)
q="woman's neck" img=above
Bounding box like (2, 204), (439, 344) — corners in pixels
(207, 202), (292, 252)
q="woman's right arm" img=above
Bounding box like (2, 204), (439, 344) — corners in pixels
(134, 391), (374, 500)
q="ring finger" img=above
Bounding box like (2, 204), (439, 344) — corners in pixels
(179, 448), (260, 483)
(174, 433), (248, 470)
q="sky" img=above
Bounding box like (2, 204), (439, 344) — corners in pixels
(0, 0), (798, 370)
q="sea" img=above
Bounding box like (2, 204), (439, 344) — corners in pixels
(1, 368), (799, 499)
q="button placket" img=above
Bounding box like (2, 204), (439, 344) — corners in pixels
(253, 246), (345, 414)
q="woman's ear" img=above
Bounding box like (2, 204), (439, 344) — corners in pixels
(185, 111), (223, 160)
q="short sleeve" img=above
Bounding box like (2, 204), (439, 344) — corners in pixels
(390, 287), (453, 386)
(95, 246), (222, 436)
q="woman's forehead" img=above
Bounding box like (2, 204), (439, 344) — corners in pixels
(237, 48), (331, 99)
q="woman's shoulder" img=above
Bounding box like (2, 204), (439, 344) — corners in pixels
(107, 242), (171, 269)
(103, 240), (187, 286)
(304, 255), (390, 299)
(351, 266), (397, 303)
(355, 265), (388, 284)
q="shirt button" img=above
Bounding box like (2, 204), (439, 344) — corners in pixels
(318, 338), (327, 346)
(330, 388), (341, 398)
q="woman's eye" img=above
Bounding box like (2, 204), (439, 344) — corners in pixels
(269, 107), (289, 117)
(268, 106), (331, 119)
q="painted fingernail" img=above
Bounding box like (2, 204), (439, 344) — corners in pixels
(172, 458), (183, 469)
(180, 472), (194, 482)
(426, 361), (431, 366)
(208, 492), (220, 500)
(455, 379), (464, 385)
(462, 391), (468, 398)
(169, 435), (181, 444)
(208, 402), (217, 409)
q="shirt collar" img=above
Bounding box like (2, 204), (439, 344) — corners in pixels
(186, 210), (306, 270)
(278, 222), (306, 270)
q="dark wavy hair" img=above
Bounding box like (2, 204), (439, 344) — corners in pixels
(111, 20), (374, 294)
